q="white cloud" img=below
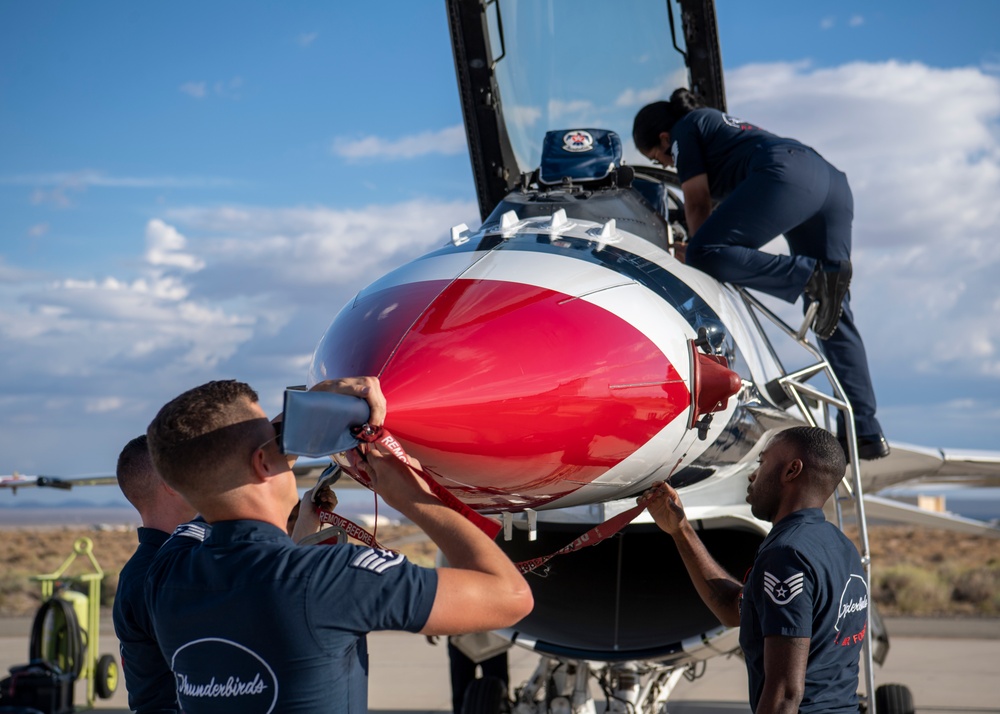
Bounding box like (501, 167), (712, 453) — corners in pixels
(3, 170), (234, 190)
(0, 259), (38, 284)
(0, 273), (256, 377)
(180, 78), (243, 100)
(144, 219), (205, 271)
(30, 186), (79, 208)
(0, 198), (478, 415)
(548, 99), (595, 121)
(180, 81), (207, 98)
(4, 58), (1000, 469)
(820, 17), (835, 30)
(0, 198), (477, 463)
(508, 104), (542, 126)
(85, 396), (124, 414)
(849, 15), (865, 27)
(879, 397), (1000, 449)
(614, 67), (695, 108)
(164, 199), (478, 295)
(725, 60), (1000, 385)
(297, 32), (318, 47)
(27, 223), (49, 237)
(213, 76), (243, 100)
(332, 125), (467, 161)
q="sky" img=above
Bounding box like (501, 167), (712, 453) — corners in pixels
(1, 0), (1000, 486)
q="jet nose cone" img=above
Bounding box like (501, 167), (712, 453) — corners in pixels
(311, 276), (691, 511)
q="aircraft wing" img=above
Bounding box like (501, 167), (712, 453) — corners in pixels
(0, 473), (118, 491)
(861, 441), (1000, 492)
(861, 495), (1000, 537)
(1, 459), (338, 494)
(845, 441), (1000, 537)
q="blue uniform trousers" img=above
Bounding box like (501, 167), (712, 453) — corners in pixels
(685, 145), (881, 436)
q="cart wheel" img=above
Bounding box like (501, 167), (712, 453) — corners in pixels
(95, 653), (119, 699)
(461, 676), (510, 714)
(875, 683), (914, 714)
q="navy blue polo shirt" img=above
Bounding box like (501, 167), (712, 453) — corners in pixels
(114, 527), (178, 713)
(739, 509), (868, 714)
(114, 522), (209, 713)
(146, 520), (438, 714)
(670, 108), (804, 199)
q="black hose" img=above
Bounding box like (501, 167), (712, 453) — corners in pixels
(28, 595), (84, 680)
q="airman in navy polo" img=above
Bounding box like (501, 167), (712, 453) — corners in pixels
(740, 509), (868, 713)
(642, 426), (866, 714)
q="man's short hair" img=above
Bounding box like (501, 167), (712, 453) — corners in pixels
(146, 380), (271, 498)
(773, 426), (847, 494)
(116, 434), (157, 510)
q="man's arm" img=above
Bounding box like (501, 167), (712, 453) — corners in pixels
(757, 635), (809, 714)
(641, 481), (741, 626)
(359, 448), (533, 635)
(681, 173), (712, 241)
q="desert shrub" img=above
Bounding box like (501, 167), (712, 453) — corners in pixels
(873, 565), (950, 615)
(950, 566), (1000, 614)
(0, 574), (42, 617)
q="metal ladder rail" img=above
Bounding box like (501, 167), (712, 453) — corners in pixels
(735, 287), (877, 713)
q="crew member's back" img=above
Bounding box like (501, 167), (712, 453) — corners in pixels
(147, 516), (437, 712)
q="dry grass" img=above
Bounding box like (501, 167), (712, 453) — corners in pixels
(846, 525), (1000, 616)
(0, 524), (436, 617)
(1, 523), (997, 618)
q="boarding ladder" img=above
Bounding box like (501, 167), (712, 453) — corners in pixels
(735, 288), (879, 714)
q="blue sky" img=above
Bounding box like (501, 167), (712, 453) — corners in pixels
(2, 1), (1000, 487)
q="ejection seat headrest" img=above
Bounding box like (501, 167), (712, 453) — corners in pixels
(538, 129), (622, 185)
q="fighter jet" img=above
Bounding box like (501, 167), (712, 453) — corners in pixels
(3, 3), (997, 712)
(300, 1), (1000, 712)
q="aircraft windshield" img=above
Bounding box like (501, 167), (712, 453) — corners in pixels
(486, 0), (689, 173)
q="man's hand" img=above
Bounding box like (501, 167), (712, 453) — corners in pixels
(309, 376), (386, 427)
(313, 481), (338, 512)
(289, 484), (339, 543)
(355, 445), (434, 512)
(639, 481), (688, 536)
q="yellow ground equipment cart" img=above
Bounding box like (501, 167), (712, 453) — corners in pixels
(29, 536), (119, 710)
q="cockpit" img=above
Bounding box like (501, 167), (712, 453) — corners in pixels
(481, 126), (687, 251)
(446, 0), (722, 244)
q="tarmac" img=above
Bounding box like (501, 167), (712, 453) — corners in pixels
(1, 617), (998, 713)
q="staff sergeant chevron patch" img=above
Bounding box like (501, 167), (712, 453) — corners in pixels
(764, 571), (805, 605)
(350, 548), (406, 575)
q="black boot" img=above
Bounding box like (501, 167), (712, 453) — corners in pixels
(838, 432), (891, 461)
(805, 260), (852, 339)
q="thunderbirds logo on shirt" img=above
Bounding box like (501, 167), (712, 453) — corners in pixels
(833, 574), (870, 647)
(172, 638), (278, 714)
(763, 571), (805, 605)
(722, 113), (757, 132)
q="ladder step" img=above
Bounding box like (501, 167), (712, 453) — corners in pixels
(796, 301), (820, 341)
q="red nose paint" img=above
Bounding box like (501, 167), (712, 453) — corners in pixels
(312, 279), (691, 510)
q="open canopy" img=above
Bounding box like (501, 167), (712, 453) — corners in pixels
(446, 0), (726, 219)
